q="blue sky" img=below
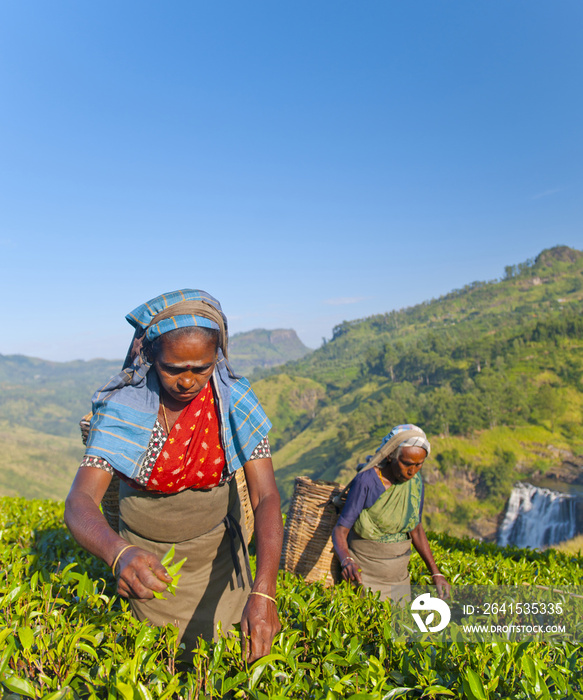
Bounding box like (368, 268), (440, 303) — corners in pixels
(1, 1), (581, 361)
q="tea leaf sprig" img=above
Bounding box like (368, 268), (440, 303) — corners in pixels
(152, 544), (187, 599)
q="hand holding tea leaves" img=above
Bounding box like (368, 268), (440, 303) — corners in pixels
(113, 544), (174, 600)
(153, 544), (187, 599)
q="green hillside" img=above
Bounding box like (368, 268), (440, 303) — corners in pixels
(0, 422), (84, 500)
(0, 355), (120, 438)
(252, 246), (583, 538)
(0, 357), (119, 499)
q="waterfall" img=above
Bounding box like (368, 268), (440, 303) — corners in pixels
(498, 482), (578, 548)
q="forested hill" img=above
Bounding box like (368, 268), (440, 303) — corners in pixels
(258, 245), (582, 386)
(253, 245), (583, 538)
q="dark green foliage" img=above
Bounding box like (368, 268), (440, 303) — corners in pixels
(436, 448), (464, 475)
(353, 310), (583, 439)
(476, 448), (517, 499)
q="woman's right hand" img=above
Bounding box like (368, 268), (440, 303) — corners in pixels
(65, 469), (172, 600)
(341, 558), (363, 585)
(333, 524), (363, 586)
(114, 545), (172, 601)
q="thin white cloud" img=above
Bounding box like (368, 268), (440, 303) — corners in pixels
(531, 188), (560, 200)
(323, 296), (367, 306)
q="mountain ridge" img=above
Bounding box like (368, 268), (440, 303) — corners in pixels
(229, 328), (312, 376)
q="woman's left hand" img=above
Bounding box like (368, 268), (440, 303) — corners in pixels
(240, 592), (281, 663)
(410, 523), (452, 600)
(433, 574), (451, 599)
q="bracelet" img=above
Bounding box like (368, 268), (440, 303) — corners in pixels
(431, 573), (446, 579)
(341, 557), (355, 568)
(249, 591), (277, 604)
(111, 544), (137, 575)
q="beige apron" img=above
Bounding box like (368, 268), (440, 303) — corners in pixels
(119, 477), (251, 655)
(348, 531), (411, 602)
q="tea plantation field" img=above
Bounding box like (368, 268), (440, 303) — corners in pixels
(1, 498), (582, 699)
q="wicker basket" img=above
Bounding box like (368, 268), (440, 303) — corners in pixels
(79, 414), (254, 541)
(235, 468), (254, 542)
(280, 475), (345, 586)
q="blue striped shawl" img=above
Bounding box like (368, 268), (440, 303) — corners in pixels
(84, 290), (271, 479)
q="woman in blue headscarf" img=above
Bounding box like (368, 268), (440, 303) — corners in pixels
(332, 424), (449, 601)
(65, 290), (282, 662)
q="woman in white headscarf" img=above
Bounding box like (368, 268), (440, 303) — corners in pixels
(332, 424), (449, 601)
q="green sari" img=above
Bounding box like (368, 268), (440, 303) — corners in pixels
(352, 472), (423, 543)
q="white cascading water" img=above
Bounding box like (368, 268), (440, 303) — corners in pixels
(497, 482), (577, 549)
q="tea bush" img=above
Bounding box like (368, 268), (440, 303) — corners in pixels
(1, 497), (582, 699)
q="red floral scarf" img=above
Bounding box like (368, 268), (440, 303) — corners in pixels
(147, 382), (226, 492)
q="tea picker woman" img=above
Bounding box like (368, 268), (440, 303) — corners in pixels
(65, 290), (283, 662)
(332, 424), (450, 601)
